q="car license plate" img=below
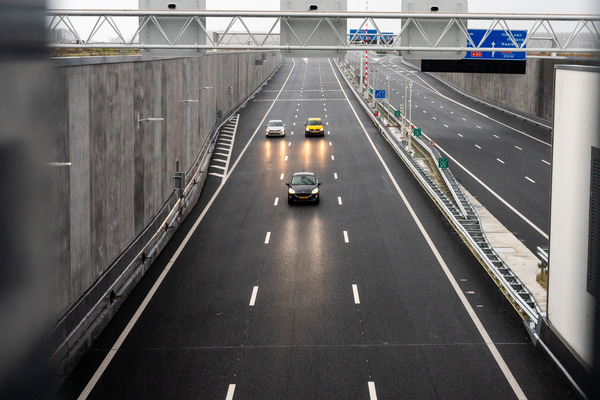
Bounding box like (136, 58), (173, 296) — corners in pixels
(299, 196), (309, 199)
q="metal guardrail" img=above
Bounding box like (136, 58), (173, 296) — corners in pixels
(335, 58), (542, 333)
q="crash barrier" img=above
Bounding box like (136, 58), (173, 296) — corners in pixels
(335, 58), (542, 337)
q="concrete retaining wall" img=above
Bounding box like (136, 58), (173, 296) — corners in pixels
(434, 57), (600, 122)
(49, 51), (280, 377)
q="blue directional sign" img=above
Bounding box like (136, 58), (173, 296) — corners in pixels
(374, 90), (386, 99)
(464, 29), (527, 61)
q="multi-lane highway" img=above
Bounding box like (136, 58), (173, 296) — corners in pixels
(58, 58), (572, 399)
(348, 52), (552, 254)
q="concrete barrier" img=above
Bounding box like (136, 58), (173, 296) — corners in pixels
(48, 51), (281, 382)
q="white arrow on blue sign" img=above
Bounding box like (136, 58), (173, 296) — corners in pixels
(374, 90), (386, 99)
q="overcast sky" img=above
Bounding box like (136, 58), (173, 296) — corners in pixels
(48, 0), (600, 40)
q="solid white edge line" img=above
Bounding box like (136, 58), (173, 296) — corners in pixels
(329, 59), (528, 400)
(368, 381), (378, 400)
(343, 230), (349, 243)
(225, 384), (236, 400)
(390, 58), (550, 147)
(249, 286), (259, 307)
(265, 231), (271, 244)
(352, 284), (360, 304)
(430, 140), (548, 240)
(76, 59), (299, 400)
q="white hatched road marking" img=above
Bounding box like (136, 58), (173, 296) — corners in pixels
(525, 176), (536, 183)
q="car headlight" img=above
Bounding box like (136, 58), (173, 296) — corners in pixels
(311, 187), (319, 194)
(319, 127), (324, 131)
(288, 188), (296, 194)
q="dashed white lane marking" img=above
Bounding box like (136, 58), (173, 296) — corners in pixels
(249, 286), (259, 306)
(329, 58), (529, 400)
(338, 196), (342, 205)
(497, 158), (505, 164)
(493, 134), (500, 138)
(423, 110), (427, 114)
(334, 173), (338, 179)
(329, 142), (332, 146)
(280, 173), (284, 180)
(444, 124), (448, 128)
(352, 284), (360, 304)
(525, 176), (536, 183)
(542, 159), (551, 165)
(368, 381), (378, 400)
(274, 197), (279, 206)
(462, 117), (467, 121)
(476, 125), (482, 129)
(515, 146), (523, 151)
(288, 142), (291, 146)
(343, 230), (349, 243)
(265, 232), (271, 244)
(457, 133), (463, 137)
(475, 145), (482, 149)
(331, 155), (335, 160)
(432, 116), (437, 120)
(225, 384), (236, 400)
(285, 156), (288, 161)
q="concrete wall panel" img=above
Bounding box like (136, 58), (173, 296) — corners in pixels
(53, 51), (281, 323)
(435, 57), (600, 122)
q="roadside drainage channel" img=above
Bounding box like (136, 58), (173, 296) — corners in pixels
(335, 58), (542, 337)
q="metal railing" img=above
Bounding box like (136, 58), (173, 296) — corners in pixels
(336, 58), (543, 333)
(46, 10), (600, 53)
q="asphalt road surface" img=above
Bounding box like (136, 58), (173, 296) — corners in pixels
(58, 58), (573, 400)
(348, 52), (552, 255)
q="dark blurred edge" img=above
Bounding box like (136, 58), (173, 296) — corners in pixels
(0, 0), (56, 399)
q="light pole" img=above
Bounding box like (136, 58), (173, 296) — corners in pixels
(386, 60), (390, 125)
(409, 80), (413, 123)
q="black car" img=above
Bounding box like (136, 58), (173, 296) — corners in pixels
(286, 172), (321, 204)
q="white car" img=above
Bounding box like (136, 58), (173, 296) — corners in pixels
(265, 119), (285, 137)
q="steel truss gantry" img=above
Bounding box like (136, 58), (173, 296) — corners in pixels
(47, 10), (600, 54)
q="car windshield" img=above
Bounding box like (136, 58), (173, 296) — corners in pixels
(291, 175), (316, 185)
(308, 119), (321, 125)
(268, 121), (283, 127)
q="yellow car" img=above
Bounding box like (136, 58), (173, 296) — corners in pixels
(304, 118), (325, 137)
